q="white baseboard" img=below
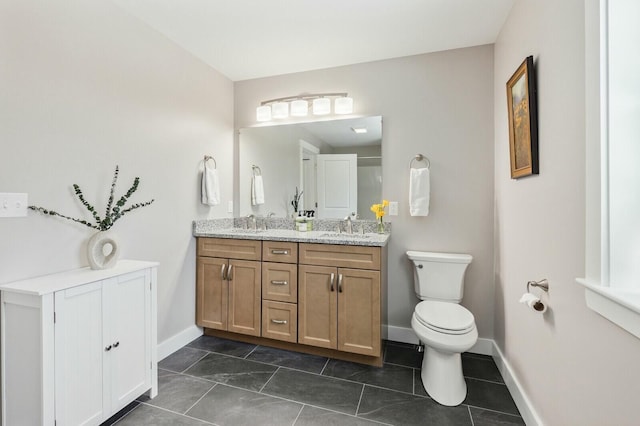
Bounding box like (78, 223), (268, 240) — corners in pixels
(383, 325), (493, 356)
(491, 342), (541, 426)
(157, 325), (203, 361)
(385, 325), (419, 344)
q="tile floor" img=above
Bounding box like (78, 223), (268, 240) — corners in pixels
(102, 336), (524, 426)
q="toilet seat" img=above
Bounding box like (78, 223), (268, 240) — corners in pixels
(414, 300), (475, 335)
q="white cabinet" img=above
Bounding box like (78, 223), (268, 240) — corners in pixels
(0, 260), (158, 426)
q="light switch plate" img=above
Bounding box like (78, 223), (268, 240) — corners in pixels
(0, 193), (28, 218)
(389, 201), (399, 216)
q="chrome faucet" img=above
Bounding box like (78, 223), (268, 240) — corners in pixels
(246, 214), (257, 231)
(343, 215), (353, 234)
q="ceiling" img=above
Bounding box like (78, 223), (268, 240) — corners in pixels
(112, 0), (514, 82)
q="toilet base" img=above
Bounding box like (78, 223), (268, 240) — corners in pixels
(421, 346), (467, 406)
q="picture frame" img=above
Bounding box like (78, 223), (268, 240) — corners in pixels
(506, 55), (538, 179)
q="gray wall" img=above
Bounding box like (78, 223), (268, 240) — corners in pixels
(235, 45), (496, 340)
(0, 0), (234, 343)
(494, 0), (640, 424)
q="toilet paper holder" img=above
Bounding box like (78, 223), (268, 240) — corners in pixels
(527, 278), (549, 293)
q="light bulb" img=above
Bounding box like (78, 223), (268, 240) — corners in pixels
(256, 105), (271, 122)
(271, 102), (289, 119)
(290, 99), (309, 116)
(334, 97), (353, 114)
(312, 98), (331, 115)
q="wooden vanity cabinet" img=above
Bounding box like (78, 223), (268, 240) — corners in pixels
(298, 244), (381, 357)
(196, 238), (261, 337)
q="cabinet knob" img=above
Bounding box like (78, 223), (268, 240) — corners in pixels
(338, 274), (343, 293)
(271, 280), (288, 286)
(105, 345), (112, 352)
(271, 250), (289, 255)
(271, 319), (287, 325)
(227, 264), (233, 281)
(330, 273), (335, 292)
(113, 341), (120, 348)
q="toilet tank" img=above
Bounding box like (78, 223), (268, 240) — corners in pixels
(406, 251), (473, 302)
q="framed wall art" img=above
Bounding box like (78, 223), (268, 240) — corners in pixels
(506, 55), (538, 179)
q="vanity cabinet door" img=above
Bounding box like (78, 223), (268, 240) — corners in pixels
(298, 265), (337, 349)
(227, 259), (261, 337)
(337, 268), (381, 356)
(196, 257), (228, 331)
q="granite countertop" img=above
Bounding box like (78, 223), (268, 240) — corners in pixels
(193, 219), (390, 247)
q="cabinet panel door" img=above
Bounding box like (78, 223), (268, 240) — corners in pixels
(108, 270), (151, 414)
(227, 259), (261, 336)
(54, 281), (106, 426)
(196, 257), (228, 330)
(298, 265), (337, 349)
(337, 268), (381, 356)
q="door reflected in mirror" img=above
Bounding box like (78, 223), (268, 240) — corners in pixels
(239, 116), (382, 219)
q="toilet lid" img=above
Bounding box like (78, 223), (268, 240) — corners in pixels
(415, 301), (475, 335)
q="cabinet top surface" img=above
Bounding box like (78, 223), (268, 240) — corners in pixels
(194, 228), (389, 247)
(0, 259), (158, 296)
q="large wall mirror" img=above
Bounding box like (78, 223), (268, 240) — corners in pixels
(239, 116), (382, 219)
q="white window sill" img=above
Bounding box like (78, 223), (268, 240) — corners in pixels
(576, 278), (640, 339)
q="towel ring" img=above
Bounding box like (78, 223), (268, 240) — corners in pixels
(252, 165), (262, 176)
(410, 154), (430, 169)
(204, 155), (217, 169)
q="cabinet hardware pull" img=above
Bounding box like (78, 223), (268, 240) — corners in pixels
(330, 273), (335, 292)
(271, 280), (288, 285)
(271, 249), (289, 255)
(105, 345), (112, 351)
(221, 264), (227, 280)
(227, 264), (233, 281)
(113, 341), (120, 348)
(338, 274), (343, 293)
(271, 319), (287, 324)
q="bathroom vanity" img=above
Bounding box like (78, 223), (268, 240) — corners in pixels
(194, 221), (388, 366)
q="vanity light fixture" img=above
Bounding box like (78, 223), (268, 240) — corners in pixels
(256, 93), (353, 122)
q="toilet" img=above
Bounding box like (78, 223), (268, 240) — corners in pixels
(407, 250), (477, 406)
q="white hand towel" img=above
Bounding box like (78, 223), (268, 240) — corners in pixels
(409, 167), (430, 216)
(201, 163), (220, 206)
(251, 175), (265, 206)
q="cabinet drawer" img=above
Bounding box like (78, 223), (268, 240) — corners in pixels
(299, 243), (380, 270)
(262, 241), (298, 263)
(262, 262), (297, 303)
(262, 301), (297, 343)
(198, 238), (261, 261)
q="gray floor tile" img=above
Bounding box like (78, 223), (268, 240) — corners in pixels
(246, 345), (329, 374)
(358, 386), (472, 426)
(187, 335), (257, 357)
(136, 372), (214, 413)
(294, 405), (383, 426)
(465, 378), (520, 416)
(469, 407), (526, 426)
(323, 359), (414, 393)
(262, 368), (363, 415)
(186, 384), (302, 426)
(413, 369), (427, 396)
(462, 354), (504, 383)
(114, 404), (212, 426)
(184, 352), (277, 391)
(159, 347), (208, 373)
(384, 343), (423, 369)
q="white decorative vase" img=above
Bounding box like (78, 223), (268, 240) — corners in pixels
(87, 231), (120, 270)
